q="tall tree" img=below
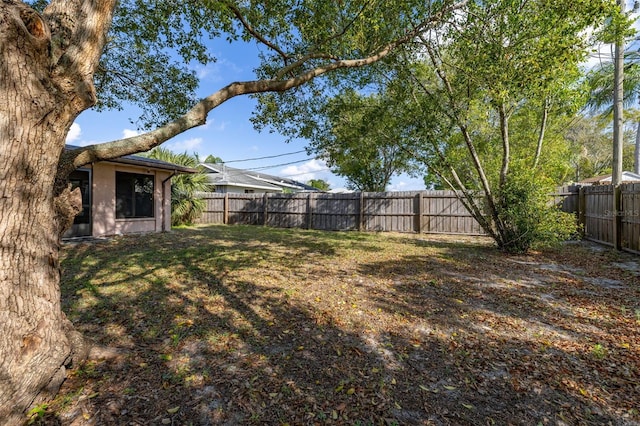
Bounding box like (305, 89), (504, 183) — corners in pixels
(256, 0), (611, 251)
(0, 0), (466, 423)
(308, 89), (420, 192)
(408, 0), (610, 251)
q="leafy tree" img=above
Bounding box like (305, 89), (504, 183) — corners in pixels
(403, 0), (610, 252)
(256, 0), (611, 251)
(203, 154), (223, 164)
(306, 179), (330, 191)
(144, 148), (210, 225)
(0, 0), (465, 422)
(308, 89), (420, 192)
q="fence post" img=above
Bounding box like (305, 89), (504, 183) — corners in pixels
(306, 193), (314, 230)
(358, 192), (365, 231)
(263, 193), (269, 226)
(415, 192), (424, 233)
(223, 193), (229, 225)
(613, 185), (623, 250)
(578, 186), (586, 236)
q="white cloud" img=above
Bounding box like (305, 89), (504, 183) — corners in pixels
(192, 58), (243, 82)
(166, 137), (204, 152)
(200, 119), (226, 132)
(280, 159), (327, 182)
(66, 122), (82, 143)
(388, 181), (409, 192)
(122, 128), (141, 138)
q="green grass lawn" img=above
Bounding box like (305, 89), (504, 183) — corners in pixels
(43, 225), (640, 425)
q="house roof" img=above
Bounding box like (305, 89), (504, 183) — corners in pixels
(66, 145), (197, 173)
(578, 171), (640, 185)
(200, 163), (319, 192)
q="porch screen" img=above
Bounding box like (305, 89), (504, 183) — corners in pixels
(116, 172), (154, 218)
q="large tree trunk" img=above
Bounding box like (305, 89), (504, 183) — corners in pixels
(0, 2), (102, 424)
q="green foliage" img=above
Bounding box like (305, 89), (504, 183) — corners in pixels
(594, 1), (637, 44)
(587, 60), (640, 114)
(307, 179), (330, 191)
(27, 403), (48, 424)
(494, 169), (578, 253)
(33, 0), (462, 131)
(202, 154), (223, 164)
(144, 148), (210, 226)
(315, 89), (422, 191)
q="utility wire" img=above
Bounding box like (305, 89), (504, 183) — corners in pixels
(244, 158), (318, 171)
(221, 149), (307, 164)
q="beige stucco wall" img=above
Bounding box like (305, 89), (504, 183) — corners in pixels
(91, 162), (172, 237)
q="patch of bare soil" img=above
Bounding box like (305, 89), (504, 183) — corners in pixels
(37, 227), (640, 425)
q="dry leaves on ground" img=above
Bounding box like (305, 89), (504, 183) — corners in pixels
(36, 225), (640, 425)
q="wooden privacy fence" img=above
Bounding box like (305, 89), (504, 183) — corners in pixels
(197, 191), (486, 235)
(583, 183), (640, 254)
(554, 183), (640, 255)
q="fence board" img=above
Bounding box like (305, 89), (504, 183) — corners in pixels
(583, 185), (614, 247)
(621, 183), (640, 254)
(196, 190), (487, 235)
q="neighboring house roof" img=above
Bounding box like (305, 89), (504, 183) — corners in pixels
(200, 163), (320, 192)
(578, 171), (640, 185)
(65, 145), (197, 174)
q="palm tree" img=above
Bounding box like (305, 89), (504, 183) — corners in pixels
(145, 148), (211, 226)
(587, 58), (640, 174)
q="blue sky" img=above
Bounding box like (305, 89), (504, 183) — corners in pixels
(66, 38), (426, 192)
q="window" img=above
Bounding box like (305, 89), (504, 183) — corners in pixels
(116, 172), (154, 218)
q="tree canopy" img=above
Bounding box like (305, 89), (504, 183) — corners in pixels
(255, 0), (613, 251)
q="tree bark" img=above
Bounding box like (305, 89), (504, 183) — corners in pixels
(498, 103), (510, 187)
(0, 1), (113, 423)
(532, 98), (549, 169)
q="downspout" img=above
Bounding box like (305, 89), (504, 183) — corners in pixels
(161, 171), (177, 232)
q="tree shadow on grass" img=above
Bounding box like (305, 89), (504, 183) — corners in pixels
(44, 226), (640, 425)
(356, 240), (640, 425)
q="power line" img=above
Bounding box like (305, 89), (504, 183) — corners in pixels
(244, 158), (317, 171)
(221, 150), (307, 164)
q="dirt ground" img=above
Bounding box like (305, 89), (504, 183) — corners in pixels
(36, 226), (640, 425)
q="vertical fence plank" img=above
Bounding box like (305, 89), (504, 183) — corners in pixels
(223, 193), (229, 225)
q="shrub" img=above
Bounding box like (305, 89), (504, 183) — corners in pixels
(495, 171), (577, 253)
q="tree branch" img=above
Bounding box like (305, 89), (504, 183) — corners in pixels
(44, 0), (117, 112)
(223, 1), (290, 63)
(61, 0), (468, 175)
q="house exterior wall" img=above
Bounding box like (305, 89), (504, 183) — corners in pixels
(91, 162), (172, 237)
